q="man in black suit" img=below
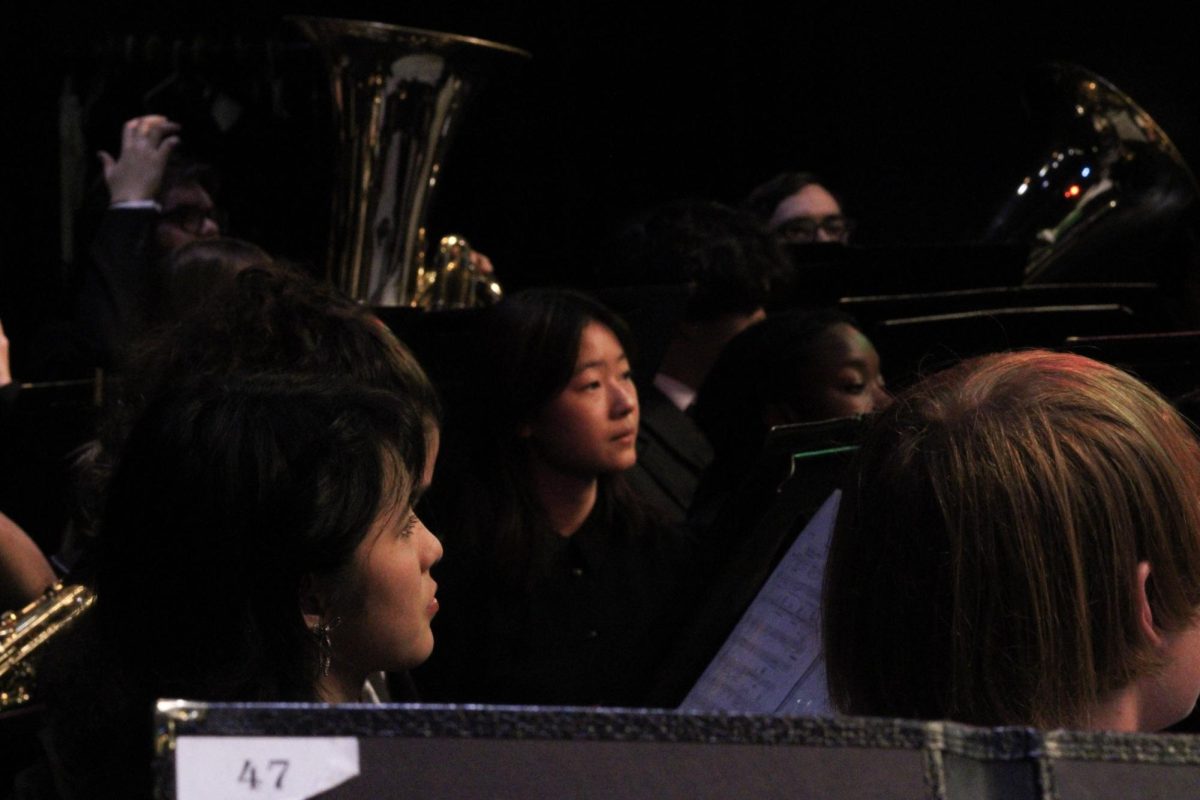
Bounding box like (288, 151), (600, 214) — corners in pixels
(601, 200), (782, 524)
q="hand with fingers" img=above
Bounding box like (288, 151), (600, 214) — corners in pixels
(98, 115), (182, 204)
(469, 250), (495, 276)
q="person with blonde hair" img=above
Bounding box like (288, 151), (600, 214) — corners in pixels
(823, 350), (1200, 731)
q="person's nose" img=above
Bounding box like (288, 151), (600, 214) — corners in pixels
(199, 216), (220, 239)
(420, 522), (443, 569)
(610, 379), (637, 419)
(870, 380), (893, 412)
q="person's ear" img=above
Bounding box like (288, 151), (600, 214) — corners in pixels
(299, 573), (329, 630)
(1137, 561), (1167, 650)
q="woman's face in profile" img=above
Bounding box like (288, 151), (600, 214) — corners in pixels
(522, 321), (640, 478)
(330, 427), (444, 677)
(787, 323), (890, 422)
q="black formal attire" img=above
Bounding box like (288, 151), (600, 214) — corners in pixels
(75, 207), (161, 368)
(413, 483), (693, 707)
(624, 386), (713, 526)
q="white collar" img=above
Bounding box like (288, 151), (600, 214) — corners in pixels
(653, 372), (697, 412)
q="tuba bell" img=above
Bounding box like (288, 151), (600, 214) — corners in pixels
(290, 16), (530, 307)
(983, 63), (1200, 320)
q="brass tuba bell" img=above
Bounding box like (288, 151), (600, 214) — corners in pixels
(290, 17), (530, 307)
(983, 63), (1200, 318)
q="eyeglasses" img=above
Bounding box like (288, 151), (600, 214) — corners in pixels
(774, 215), (855, 244)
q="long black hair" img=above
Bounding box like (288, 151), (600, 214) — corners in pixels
(36, 266), (441, 798)
(74, 265), (441, 578)
(466, 288), (650, 589)
(99, 373), (429, 702)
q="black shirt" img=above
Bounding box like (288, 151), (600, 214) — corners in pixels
(414, 485), (693, 707)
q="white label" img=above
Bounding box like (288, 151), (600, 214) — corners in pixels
(176, 737), (360, 800)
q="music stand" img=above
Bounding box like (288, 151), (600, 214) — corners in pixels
(779, 242), (1028, 308)
(873, 304), (1141, 387)
(648, 417), (867, 707)
(840, 282), (1163, 328)
(1063, 329), (1200, 400)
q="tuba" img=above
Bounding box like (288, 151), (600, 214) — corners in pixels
(983, 63), (1200, 317)
(291, 17), (530, 307)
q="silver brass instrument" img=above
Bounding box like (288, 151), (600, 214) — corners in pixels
(291, 16), (530, 307)
(0, 583), (96, 709)
(984, 63), (1200, 295)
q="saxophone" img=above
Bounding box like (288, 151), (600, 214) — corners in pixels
(0, 583), (96, 709)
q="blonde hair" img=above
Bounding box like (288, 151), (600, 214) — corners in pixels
(823, 350), (1200, 728)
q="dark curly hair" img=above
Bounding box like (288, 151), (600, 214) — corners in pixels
(600, 200), (785, 320)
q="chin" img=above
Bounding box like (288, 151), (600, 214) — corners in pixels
(606, 454), (637, 473)
(397, 647), (434, 672)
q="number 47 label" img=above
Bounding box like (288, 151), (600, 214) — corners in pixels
(238, 759), (290, 790)
(176, 737), (360, 800)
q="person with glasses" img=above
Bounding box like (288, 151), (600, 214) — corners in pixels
(152, 165), (222, 250)
(743, 171), (855, 244)
(96, 114), (223, 251)
(78, 115), (226, 367)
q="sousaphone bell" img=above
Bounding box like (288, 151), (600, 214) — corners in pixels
(291, 17), (530, 307)
(983, 63), (1200, 322)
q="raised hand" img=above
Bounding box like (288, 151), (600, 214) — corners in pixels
(97, 115), (182, 204)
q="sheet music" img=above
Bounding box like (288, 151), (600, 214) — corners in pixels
(680, 490), (839, 715)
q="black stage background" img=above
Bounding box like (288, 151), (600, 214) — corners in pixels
(2, 3), (1197, 374)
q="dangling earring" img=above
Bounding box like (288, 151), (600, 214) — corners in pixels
(311, 617), (341, 677)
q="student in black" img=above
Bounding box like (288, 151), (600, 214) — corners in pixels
(415, 289), (693, 706)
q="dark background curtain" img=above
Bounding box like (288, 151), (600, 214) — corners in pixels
(2, 1), (1196, 370)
